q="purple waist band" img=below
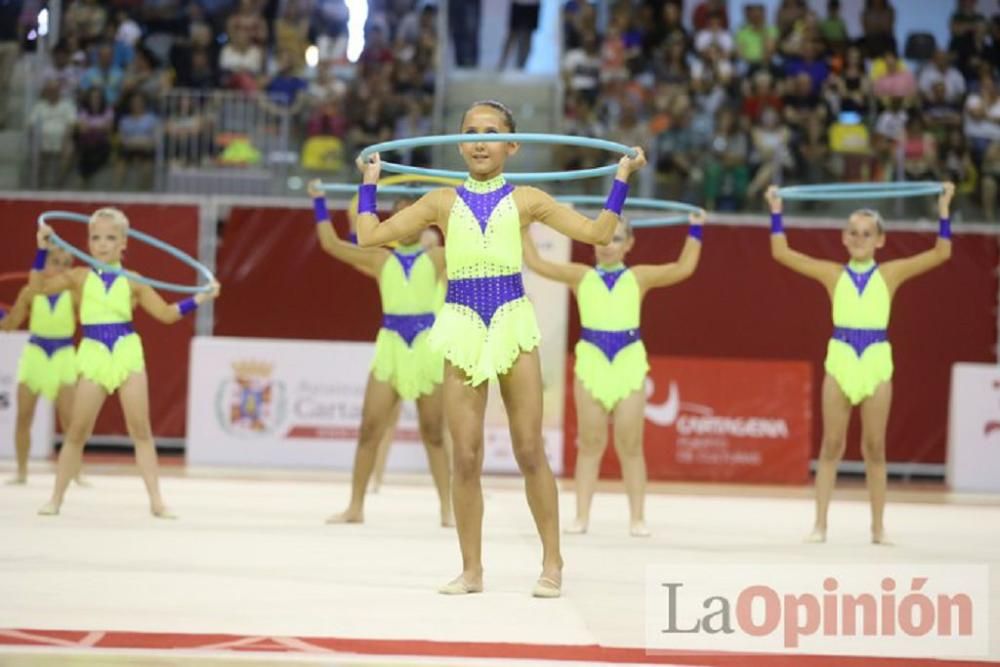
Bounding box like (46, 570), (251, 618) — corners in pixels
(382, 313), (435, 347)
(83, 322), (136, 352)
(28, 335), (74, 358)
(580, 327), (641, 361)
(445, 273), (526, 327)
(832, 326), (888, 357)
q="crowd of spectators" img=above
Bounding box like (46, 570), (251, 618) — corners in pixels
(16, 0), (438, 190)
(561, 0), (1000, 219)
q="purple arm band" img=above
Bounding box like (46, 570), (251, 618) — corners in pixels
(177, 298), (198, 317)
(348, 231), (358, 245)
(688, 225), (703, 241)
(604, 180), (628, 215)
(358, 184), (377, 215)
(939, 218), (951, 240)
(770, 212), (784, 234)
(31, 249), (48, 271)
(313, 196), (329, 223)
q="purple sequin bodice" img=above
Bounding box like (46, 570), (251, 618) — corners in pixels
(382, 313), (436, 347)
(580, 327), (642, 361)
(831, 326), (888, 357)
(28, 335), (74, 358)
(445, 273), (526, 327)
(83, 323), (136, 351)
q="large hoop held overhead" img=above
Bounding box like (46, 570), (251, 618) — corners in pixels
(37, 211), (215, 295)
(358, 133), (638, 183)
(777, 182), (944, 201)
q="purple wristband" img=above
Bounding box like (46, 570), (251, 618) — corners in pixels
(938, 218), (951, 240)
(770, 212), (784, 234)
(0, 307), (6, 320)
(688, 225), (703, 241)
(313, 196), (329, 224)
(348, 231), (358, 245)
(358, 184), (377, 215)
(177, 298), (198, 317)
(32, 248), (48, 271)
(604, 180), (628, 215)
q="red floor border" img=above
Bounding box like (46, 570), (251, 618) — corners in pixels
(0, 628), (995, 666)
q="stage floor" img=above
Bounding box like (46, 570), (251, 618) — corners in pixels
(2, 463), (998, 666)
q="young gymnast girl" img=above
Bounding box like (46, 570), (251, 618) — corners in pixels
(353, 100), (646, 597)
(370, 227), (449, 494)
(32, 207), (220, 518)
(307, 180), (451, 526)
(767, 183), (954, 544)
(522, 209), (705, 537)
(1, 246), (82, 484)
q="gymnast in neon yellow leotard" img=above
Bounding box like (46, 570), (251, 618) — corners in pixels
(767, 183), (955, 545)
(308, 181), (451, 527)
(352, 100), (647, 598)
(522, 211), (705, 538)
(0, 247), (80, 484)
(31, 207), (221, 518)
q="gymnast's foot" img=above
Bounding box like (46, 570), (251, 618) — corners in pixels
(326, 505), (364, 524)
(438, 568), (483, 595)
(805, 525), (827, 543)
(564, 517), (588, 534)
(630, 520), (651, 537)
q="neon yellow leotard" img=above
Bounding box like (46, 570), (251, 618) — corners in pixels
(429, 175), (540, 385)
(371, 245), (444, 399)
(574, 265), (649, 411)
(824, 260), (893, 405)
(17, 291), (77, 400)
(77, 267), (145, 393)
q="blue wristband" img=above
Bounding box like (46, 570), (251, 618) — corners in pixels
(177, 298), (198, 316)
(358, 184), (377, 215)
(0, 307), (6, 320)
(32, 248), (48, 271)
(688, 225), (703, 241)
(938, 217), (951, 240)
(604, 180), (628, 215)
(348, 231), (358, 245)
(313, 196), (329, 224)
(770, 212), (784, 234)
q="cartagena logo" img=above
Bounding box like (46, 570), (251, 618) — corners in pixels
(215, 360), (287, 436)
(644, 378), (789, 439)
(984, 379), (1000, 437)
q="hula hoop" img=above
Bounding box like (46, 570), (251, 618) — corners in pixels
(0, 271), (29, 285)
(778, 182), (943, 201)
(359, 133), (638, 183)
(38, 211), (215, 295)
(321, 181), (697, 228)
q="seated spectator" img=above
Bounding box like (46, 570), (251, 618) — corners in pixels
(694, 12), (734, 59)
(179, 48), (219, 91)
(940, 128), (977, 195)
(226, 0), (268, 46)
(980, 139), (1000, 221)
(116, 92), (159, 189)
(43, 41), (83, 102)
(219, 25), (263, 90)
(747, 106), (792, 199)
(29, 80), (77, 189)
(691, 44), (733, 84)
(797, 112), (831, 185)
(563, 0), (597, 51)
(275, 0), (311, 70)
(562, 30), (602, 107)
(79, 42), (125, 106)
(692, 0), (729, 32)
(643, 2), (688, 61)
(924, 81), (964, 130)
(777, 0), (815, 57)
(347, 99), (393, 155)
(871, 50), (916, 103)
(64, 0), (108, 47)
(776, 0), (808, 38)
(784, 39), (830, 94)
(919, 50), (966, 104)
(75, 87), (114, 186)
(164, 92), (210, 166)
(818, 0), (849, 50)
(901, 114), (939, 180)
(170, 18), (219, 88)
(120, 47), (172, 111)
(393, 97), (432, 167)
(948, 0), (987, 61)
(653, 35), (691, 86)
(872, 98), (907, 177)
(735, 3), (777, 73)
(306, 93), (348, 139)
(783, 72), (829, 134)
(655, 96), (701, 200)
(307, 65), (347, 107)
(261, 50), (308, 114)
(825, 45), (870, 114)
(703, 108), (750, 210)
(963, 78), (1000, 160)
(861, 0), (896, 58)
(950, 16), (993, 81)
(609, 104), (651, 155)
(741, 69), (783, 124)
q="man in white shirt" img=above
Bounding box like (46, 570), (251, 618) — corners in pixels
(918, 50), (966, 104)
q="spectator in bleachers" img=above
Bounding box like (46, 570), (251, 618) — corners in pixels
(120, 47), (172, 111)
(818, 0), (849, 51)
(227, 0), (269, 47)
(919, 50), (967, 105)
(564, 1), (597, 51)
(219, 22), (264, 90)
(347, 98), (393, 156)
(306, 92), (347, 139)
(171, 20), (219, 89)
(871, 49), (916, 104)
(29, 80), (77, 189)
(924, 81), (964, 132)
(901, 114), (939, 181)
(499, 0), (541, 70)
(643, 1), (687, 61)
(653, 34), (690, 86)
(692, 0), (728, 32)
(775, 0), (808, 55)
(741, 69), (783, 124)
(949, 0), (987, 58)
(981, 139), (1000, 220)
(735, 3), (777, 74)
(275, 0), (311, 70)
(79, 42), (125, 106)
(784, 39), (830, 95)
(861, 0), (896, 58)
(963, 77), (1000, 160)
(951, 13), (994, 82)
(655, 95), (700, 200)
(393, 96), (432, 167)
(74, 87), (114, 187)
(261, 50), (308, 114)
(64, 0), (108, 47)
(116, 92), (159, 189)
(747, 106), (792, 199)
(563, 30), (602, 107)
(783, 71), (829, 135)
(0, 0), (21, 129)
(872, 97), (907, 177)
(163, 92), (210, 166)
(703, 107), (749, 210)
(798, 111), (831, 186)
(826, 45), (870, 114)
(694, 11), (734, 59)
(43, 41), (83, 104)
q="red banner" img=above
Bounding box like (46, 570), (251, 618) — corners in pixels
(564, 355), (812, 483)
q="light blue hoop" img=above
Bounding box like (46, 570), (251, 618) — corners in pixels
(359, 133), (638, 183)
(38, 211), (215, 295)
(319, 183), (697, 227)
(778, 182), (943, 201)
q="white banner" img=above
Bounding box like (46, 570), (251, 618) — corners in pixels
(947, 363), (1000, 493)
(186, 337), (436, 470)
(0, 333), (54, 462)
